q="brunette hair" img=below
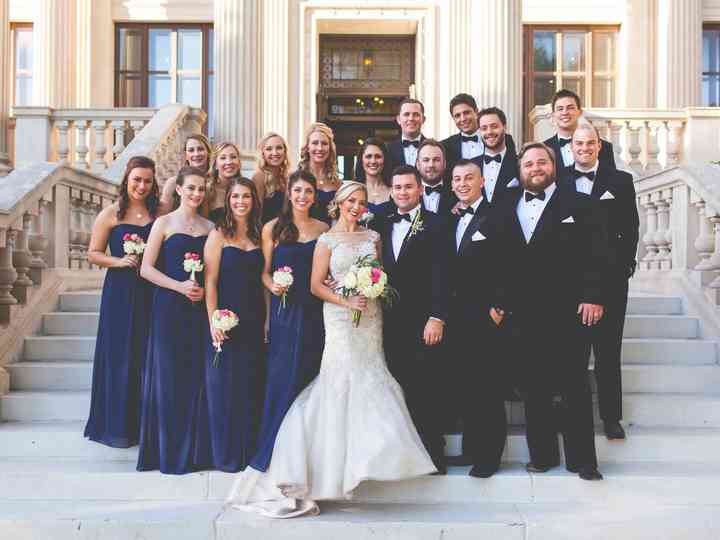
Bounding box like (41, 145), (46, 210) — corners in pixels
(218, 177), (261, 245)
(175, 166), (209, 209)
(478, 106), (507, 126)
(449, 93), (478, 115)
(391, 165), (422, 186)
(256, 132), (290, 197)
(398, 97), (425, 114)
(298, 123), (339, 184)
(354, 137), (391, 186)
(327, 181), (368, 220)
(208, 141), (242, 206)
(117, 156), (159, 220)
(517, 142), (557, 169)
(183, 133), (213, 172)
(416, 138), (447, 163)
(551, 89), (582, 111)
(272, 170), (317, 244)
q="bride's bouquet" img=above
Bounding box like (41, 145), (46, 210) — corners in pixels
(339, 254), (398, 327)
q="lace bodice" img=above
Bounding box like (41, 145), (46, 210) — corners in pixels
(318, 229), (379, 283)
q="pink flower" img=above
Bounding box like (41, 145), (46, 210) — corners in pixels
(130, 234), (139, 241)
(184, 252), (191, 259)
(371, 267), (382, 284)
(192, 253), (200, 260)
(123, 233), (131, 241)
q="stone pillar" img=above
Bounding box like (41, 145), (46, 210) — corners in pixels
(75, 0), (113, 108)
(214, 0), (262, 169)
(656, 0), (702, 108)
(620, 0), (656, 108)
(470, 0), (523, 141)
(261, 0), (289, 138)
(0, 0), (11, 175)
(33, 0), (76, 107)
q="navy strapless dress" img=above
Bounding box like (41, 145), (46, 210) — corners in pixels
(262, 191), (285, 224)
(137, 233), (211, 474)
(206, 246), (265, 472)
(250, 240), (324, 471)
(368, 200), (392, 220)
(314, 190), (337, 224)
(84, 223), (153, 448)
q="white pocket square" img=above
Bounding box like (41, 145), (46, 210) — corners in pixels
(471, 231), (486, 241)
(600, 191), (615, 200)
(561, 216), (575, 223)
(507, 178), (520, 188)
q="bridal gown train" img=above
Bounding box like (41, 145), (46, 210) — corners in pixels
(225, 229), (436, 518)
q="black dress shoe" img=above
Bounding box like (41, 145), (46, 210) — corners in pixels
(577, 467), (604, 481)
(604, 421), (626, 440)
(525, 462), (553, 473)
(469, 465), (498, 478)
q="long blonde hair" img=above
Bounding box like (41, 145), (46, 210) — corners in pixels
(257, 132), (290, 197)
(208, 141), (242, 206)
(298, 122), (339, 184)
(327, 181), (368, 220)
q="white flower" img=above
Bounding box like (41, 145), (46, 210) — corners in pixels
(212, 309), (239, 332)
(273, 268), (294, 288)
(343, 270), (358, 289)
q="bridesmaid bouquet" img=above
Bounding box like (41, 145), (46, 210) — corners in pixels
(272, 266), (294, 313)
(358, 208), (375, 227)
(123, 233), (146, 275)
(339, 255), (398, 327)
(211, 309), (239, 367)
(183, 252), (204, 283)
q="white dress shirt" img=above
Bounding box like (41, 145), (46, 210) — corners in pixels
(481, 148), (507, 202)
(402, 137), (422, 167)
(558, 137), (574, 167)
(460, 130), (484, 159)
(517, 183), (557, 243)
(422, 181), (443, 213)
(455, 197), (484, 252)
(392, 204), (420, 261)
(573, 162), (599, 195)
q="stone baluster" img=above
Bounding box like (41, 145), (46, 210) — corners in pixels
(626, 121), (643, 171)
(69, 195), (84, 269)
(55, 120), (70, 164)
(694, 200), (716, 270)
(0, 229), (18, 322)
(112, 120), (127, 160)
(80, 198), (97, 268)
(92, 120), (108, 172)
(645, 121), (661, 172)
(608, 122), (624, 164)
(130, 120), (144, 142)
(11, 214), (33, 303)
(28, 202), (48, 285)
(75, 120), (90, 171)
(705, 212), (720, 289)
(640, 194), (659, 270)
(665, 121), (684, 167)
(653, 191), (672, 270)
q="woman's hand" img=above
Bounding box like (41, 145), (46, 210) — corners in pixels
(269, 282), (288, 296)
(177, 280), (204, 302)
(114, 254), (139, 269)
(345, 295), (368, 311)
(211, 327), (226, 346)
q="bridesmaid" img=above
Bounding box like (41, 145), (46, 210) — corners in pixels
(203, 178), (265, 472)
(249, 169), (328, 472)
(252, 132), (290, 224)
(159, 133), (213, 214)
(298, 122), (340, 224)
(355, 137), (393, 220)
(137, 166), (215, 474)
(84, 156), (159, 448)
(206, 142), (242, 223)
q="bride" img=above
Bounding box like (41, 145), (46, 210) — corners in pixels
(225, 181), (436, 517)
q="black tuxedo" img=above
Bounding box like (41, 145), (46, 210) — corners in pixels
(493, 184), (609, 471)
(381, 207), (451, 465)
(422, 181), (458, 217)
(447, 199), (508, 474)
(559, 163), (639, 423)
(544, 134), (616, 170)
(478, 143), (520, 207)
(442, 133), (517, 181)
(353, 135), (426, 181)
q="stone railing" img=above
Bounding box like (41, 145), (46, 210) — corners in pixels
(530, 106), (720, 175)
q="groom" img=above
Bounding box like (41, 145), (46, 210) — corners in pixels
(381, 165), (451, 474)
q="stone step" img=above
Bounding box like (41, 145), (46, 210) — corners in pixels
(0, 459), (719, 507)
(24, 336), (96, 361)
(1, 500), (718, 540)
(42, 311), (100, 336)
(620, 338), (717, 364)
(3, 390), (720, 426)
(2, 421), (719, 465)
(623, 314), (698, 338)
(58, 290), (101, 312)
(8, 360), (720, 393)
(626, 294), (682, 315)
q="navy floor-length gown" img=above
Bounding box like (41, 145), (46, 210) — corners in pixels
(137, 233), (211, 474)
(84, 222), (153, 448)
(250, 240), (324, 471)
(206, 246), (265, 472)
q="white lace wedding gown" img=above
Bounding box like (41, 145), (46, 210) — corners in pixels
(225, 230), (435, 518)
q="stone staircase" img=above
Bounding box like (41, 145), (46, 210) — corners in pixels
(1, 290), (719, 539)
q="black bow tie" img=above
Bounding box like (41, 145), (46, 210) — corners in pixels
(424, 184), (443, 196)
(483, 154), (502, 164)
(402, 139), (420, 148)
(461, 135), (479, 143)
(525, 191), (546, 202)
(572, 169), (596, 181)
(389, 213), (412, 224)
(558, 137), (571, 148)
(458, 206), (475, 217)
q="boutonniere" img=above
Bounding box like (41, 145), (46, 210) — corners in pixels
(358, 208), (375, 226)
(407, 210), (424, 239)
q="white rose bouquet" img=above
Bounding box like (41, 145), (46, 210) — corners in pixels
(272, 266), (294, 312)
(183, 252), (204, 283)
(210, 309), (239, 367)
(338, 254), (398, 327)
(122, 232), (146, 275)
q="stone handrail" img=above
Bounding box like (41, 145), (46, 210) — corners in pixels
(529, 106), (720, 175)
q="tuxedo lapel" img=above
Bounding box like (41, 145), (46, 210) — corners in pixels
(528, 185), (565, 246)
(381, 219), (397, 268)
(458, 206), (488, 255)
(396, 209), (425, 264)
(590, 163), (610, 199)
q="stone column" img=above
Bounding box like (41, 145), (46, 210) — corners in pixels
(656, 0), (702, 108)
(214, 0), (262, 170)
(33, 0), (76, 108)
(0, 0), (11, 175)
(75, 0), (113, 108)
(620, 0), (656, 108)
(470, 0), (523, 141)
(261, 0), (289, 138)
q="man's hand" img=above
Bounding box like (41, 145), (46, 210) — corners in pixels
(423, 319), (444, 346)
(489, 307), (505, 326)
(578, 303), (604, 326)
